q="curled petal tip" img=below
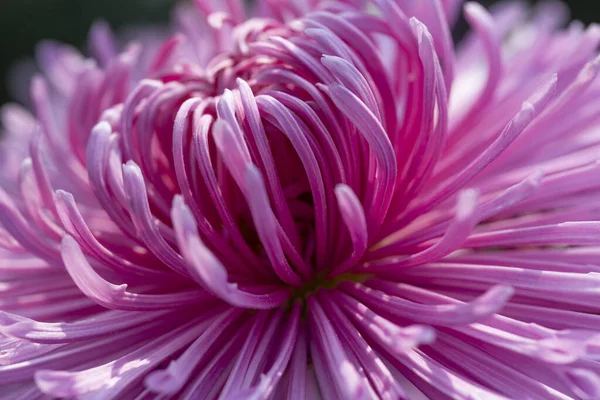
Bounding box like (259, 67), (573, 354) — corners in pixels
(34, 370), (69, 396)
(473, 285), (514, 315)
(122, 160), (141, 177)
(54, 188), (69, 198)
(145, 366), (182, 394)
(92, 120), (112, 135)
(30, 75), (47, 96)
(304, 27), (326, 38)
(171, 194), (185, 209)
(319, 53), (336, 64)
(526, 74), (559, 114)
(393, 325), (437, 352)
(207, 11), (233, 29)
(464, 1), (490, 19)
(456, 189), (479, 220)
(409, 17), (426, 34)
(235, 76), (247, 87)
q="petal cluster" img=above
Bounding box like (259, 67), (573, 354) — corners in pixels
(1, 0), (600, 399)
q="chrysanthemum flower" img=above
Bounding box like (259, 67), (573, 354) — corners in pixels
(2, 0), (600, 398)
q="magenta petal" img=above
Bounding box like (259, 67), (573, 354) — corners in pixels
(2, 0), (600, 398)
(61, 235), (209, 311)
(330, 184), (368, 275)
(344, 280), (514, 327)
(171, 196), (291, 309)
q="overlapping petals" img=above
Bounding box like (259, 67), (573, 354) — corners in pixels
(1, 0), (600, 399)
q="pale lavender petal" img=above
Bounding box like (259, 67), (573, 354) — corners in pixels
(0, 0), (599, 398)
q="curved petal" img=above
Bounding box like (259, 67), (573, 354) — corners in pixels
(61, 235), (209, 311)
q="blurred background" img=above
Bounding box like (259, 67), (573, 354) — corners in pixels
(0, 0), (598, 105)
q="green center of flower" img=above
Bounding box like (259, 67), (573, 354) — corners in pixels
(290, 272), (370, 303)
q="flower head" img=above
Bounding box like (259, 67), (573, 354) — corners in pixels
(2, 0), (600, 398)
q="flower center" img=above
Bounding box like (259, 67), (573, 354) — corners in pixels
(289, 272), (370, 303)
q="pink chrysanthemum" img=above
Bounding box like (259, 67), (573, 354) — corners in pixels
(2, 0), (600, 398)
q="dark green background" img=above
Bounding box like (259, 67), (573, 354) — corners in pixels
(0, 0), (176, 104)
(0, 0), (597, 105)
